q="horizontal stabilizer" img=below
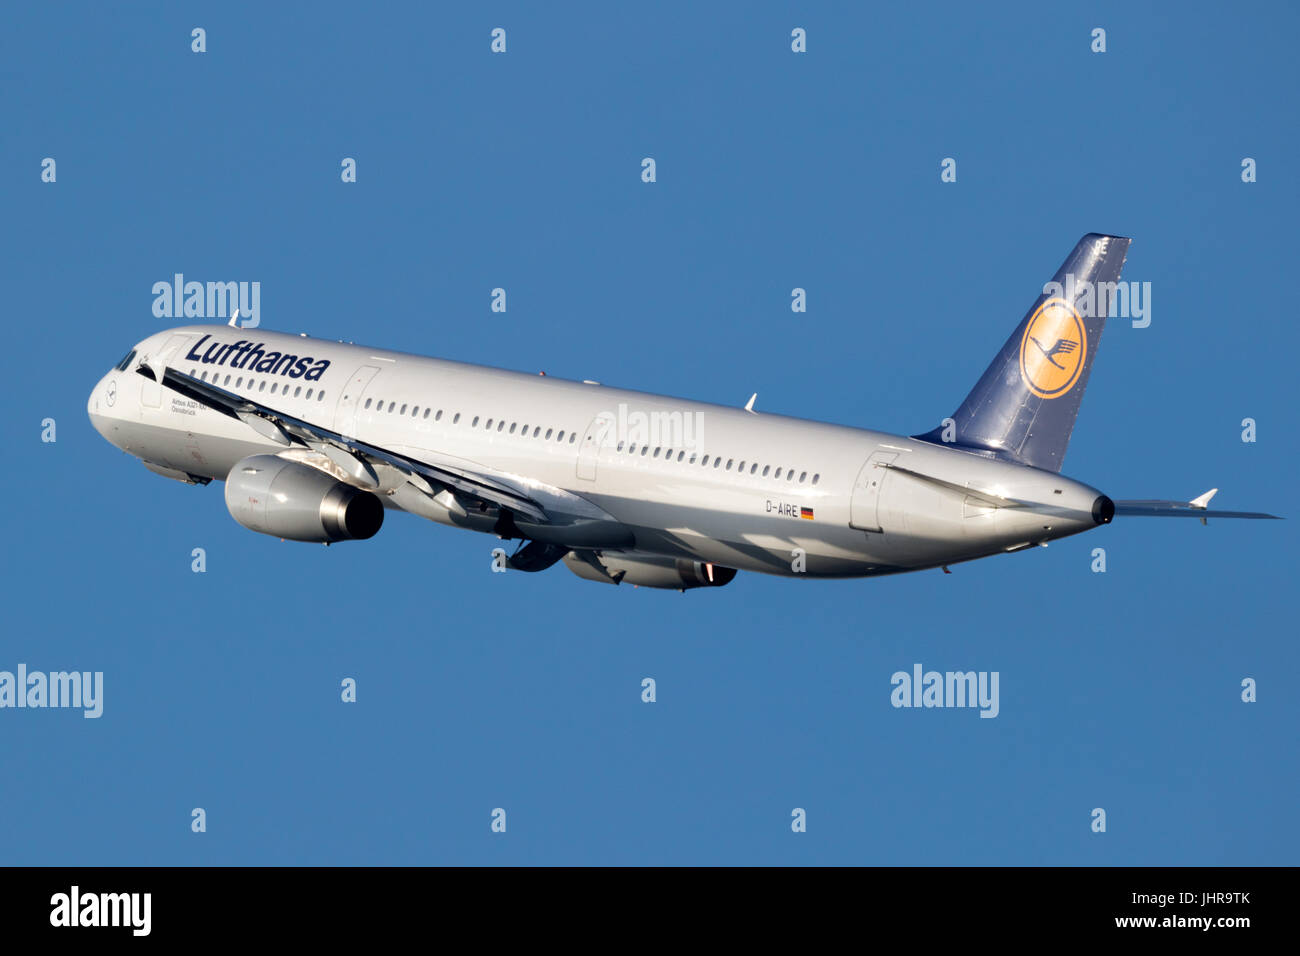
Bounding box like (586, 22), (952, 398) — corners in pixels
(1113, 496), (1280, 520)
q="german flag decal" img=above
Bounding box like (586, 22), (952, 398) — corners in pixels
(800, 507), (815, 520)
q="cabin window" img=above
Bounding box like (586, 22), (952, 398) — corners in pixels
(701, 456), (709, 466)
(799, 471), (807, 482)
(509, 423), (517, 434)
(812, 473), (820, 485)
(677, 451), (686, 462)
(763, 465), (771, 477)
(714, 458), (722, 469)
(546, 428), (553, 440)
(653, 447), (661, 458)
(472, 416), (480, 427)
(453, 413), (460, 424)
(533, 426), (541, 437)
(617, 441), (625, 452)
(497, 421), (505, 432)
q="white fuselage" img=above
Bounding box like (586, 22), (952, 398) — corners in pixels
(88, 325), (1107, 578)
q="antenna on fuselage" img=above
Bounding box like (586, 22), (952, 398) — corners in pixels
(744, 393), (757, 413)
(227, 308), (240, 328)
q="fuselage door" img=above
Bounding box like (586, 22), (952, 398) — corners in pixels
(576, 411), (613, 481)
(334, 366), (381, 441)
(141, 334), (194, 409)
(849, 451), (899, 532)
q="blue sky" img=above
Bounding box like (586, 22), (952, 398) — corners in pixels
(2, 1), (1295, 864)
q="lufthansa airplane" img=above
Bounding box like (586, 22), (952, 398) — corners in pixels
(88, 235), (1277, 590)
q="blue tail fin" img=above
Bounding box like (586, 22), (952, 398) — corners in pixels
(916, 233), (1131, 472)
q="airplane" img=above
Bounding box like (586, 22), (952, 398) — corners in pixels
(87, 234), (1278, 591)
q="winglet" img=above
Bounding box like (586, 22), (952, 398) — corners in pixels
(744, 393), (757, 413)
(1189, 488), (1218, 510)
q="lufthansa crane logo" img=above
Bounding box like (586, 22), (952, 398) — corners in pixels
(1019, 297), (1087, 399)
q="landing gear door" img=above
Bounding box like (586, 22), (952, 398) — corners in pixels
(334, 366), (380, 442)
(576, 411), (613, 481)
(849, 451), (898, 532)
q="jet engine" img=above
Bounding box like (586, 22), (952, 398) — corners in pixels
(224, 455), (384, 543)
(562, 551), (737, 590)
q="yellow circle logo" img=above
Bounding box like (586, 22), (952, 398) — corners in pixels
(1019, 298), (1087, 399)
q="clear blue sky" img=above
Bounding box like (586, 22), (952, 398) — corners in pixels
(3, 1), (1295, 865)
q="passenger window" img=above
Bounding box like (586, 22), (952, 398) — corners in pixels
(640, 446), (648, 456)
(726, 459), (733, 470)
(236, 378), (243, 388)
(617, 441), (625, 452)
(305, 389), (312, 399)
(653, 447), (661, 458)
(799, 471), (807, 482)
(224, 375), (231, 385)
(388, 402), (395, 413)
(473, 416), (480, 427)
(557, 431), (565, 442)
(677, 451), (685, 462)
(569, 434), (576, 444)
(497, 421), (505, 432)
(812, 473), (820, 485)
(787, 470), (795, 482)
(318, 392), (326, 401)
(714, 458), (722, 468)
(366, 399), (372, 409)
(533, 426), (541, 437)
(510, 423), (517, 434)
(259, 381), (266, 392)
(762, 466), (770, 477)
(701, 456), (709, 466)
(750, 463), (757, 474)
(453, 413), (460, 423)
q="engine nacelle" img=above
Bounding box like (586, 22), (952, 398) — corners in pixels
(225, 455), (383, 543)
(562, 551), (737, 590)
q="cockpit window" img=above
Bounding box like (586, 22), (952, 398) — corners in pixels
(114, 349), (137, 372)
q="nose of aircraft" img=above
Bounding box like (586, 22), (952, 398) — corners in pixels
(87, 372), (118, 443)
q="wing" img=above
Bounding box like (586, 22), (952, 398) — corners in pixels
(138, 363), (548, 522)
